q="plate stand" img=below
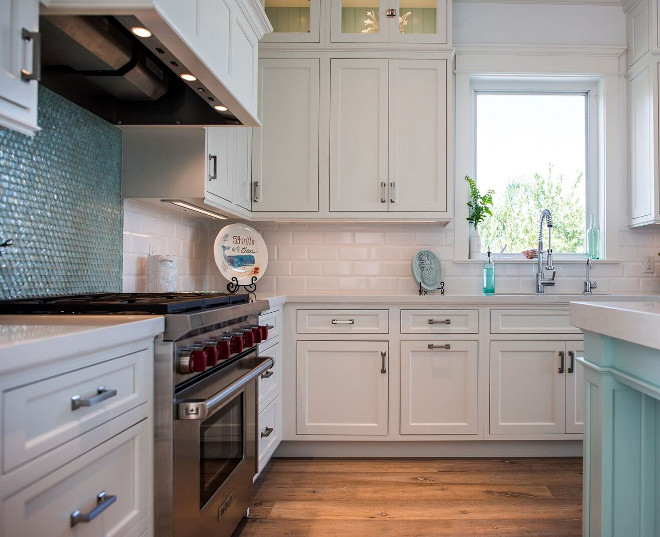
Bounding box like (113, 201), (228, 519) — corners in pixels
(227, 276), (258, 294)
(419, 281), (445, 296)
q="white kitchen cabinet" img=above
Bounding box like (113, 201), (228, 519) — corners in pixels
(400, 340), (479, 435)
(252, 58), (320, 213)
(296, 340), (389, 435)
(44, 0), (271, 125)
(489, 340), (583, 436)
(565, 341), (585, 434)
(330, 58), (449, 216)
(122, 126), (252, 220)
(330, 0), (449, 44)
(0, 0), (39, 136)
(261, 0), (321, 42)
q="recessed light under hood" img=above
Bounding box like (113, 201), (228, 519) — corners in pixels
(39, 15), (240, 126)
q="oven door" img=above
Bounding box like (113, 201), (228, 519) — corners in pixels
(173, 354), (273, 537)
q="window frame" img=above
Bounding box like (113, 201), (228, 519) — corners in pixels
(453, 46), (623, 263)
(471, 78), (599, 259)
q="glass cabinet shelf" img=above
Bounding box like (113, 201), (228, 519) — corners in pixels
(261, 0), (320, 42)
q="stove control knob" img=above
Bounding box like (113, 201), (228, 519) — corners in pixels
(177, 347), (207, 374)
(259, 325), (270, 341)
(230, 333), (244, 354)
(203, 340), (219, 367)
(251, 326), (262, 344)
(216, 337), (232, 361)
(243, 329), (255, 347)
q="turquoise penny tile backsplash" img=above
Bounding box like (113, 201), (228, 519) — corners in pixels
(0, 86), (123, 299)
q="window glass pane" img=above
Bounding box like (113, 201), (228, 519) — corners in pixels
(399, 0), (436, 34)
(342, 0), (380, 34)
(476, 93), (587, 255)
(265, 0), (311, 34)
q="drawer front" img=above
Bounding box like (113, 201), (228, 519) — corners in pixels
(258, 395), (281, 472)
(258, 341), (281, 410)
(2, 419), (151, 537)
(490, 308), (580, 334)
(3, 350), (149, 472)
(259, 308), (282, 346)
(401, 309), (479, 334)
(297, 309), (389, 334)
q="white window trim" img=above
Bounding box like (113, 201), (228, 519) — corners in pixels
(454, 45), (625, 262)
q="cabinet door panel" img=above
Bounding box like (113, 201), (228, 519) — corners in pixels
(331, 0), (388, 43)
(233, 128), (252, 211)
(400, 340), (478, 435)
(330, 59), (389, 212)
(389, 60), (447, 212)
(205, 127), (233, 203)
(253, 59), (319, 212)
(629, 65), (653, 223)
(565, 341), (584, 434)
(490, 340), (566, 435)
(297, 340), (388, 435)
(393, 0), (448, 44)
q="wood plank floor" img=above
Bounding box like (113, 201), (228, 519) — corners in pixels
(233, 457), (583, 537)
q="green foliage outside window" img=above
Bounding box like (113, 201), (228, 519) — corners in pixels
(479, 165), (586, 255)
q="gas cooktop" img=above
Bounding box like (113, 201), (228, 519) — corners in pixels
(0, 292), (250, 315)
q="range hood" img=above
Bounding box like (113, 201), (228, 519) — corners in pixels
(39, 14), (240, 125)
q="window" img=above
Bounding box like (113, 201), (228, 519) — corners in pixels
(469, 78), (601, 259)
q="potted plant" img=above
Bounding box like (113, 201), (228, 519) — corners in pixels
(465, 175), (494, 259)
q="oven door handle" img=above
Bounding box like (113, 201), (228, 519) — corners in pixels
(177, 357), (273, 420)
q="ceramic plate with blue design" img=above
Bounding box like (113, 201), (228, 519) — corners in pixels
(214, 223), (268, 284)
(412, 250), (442, 291)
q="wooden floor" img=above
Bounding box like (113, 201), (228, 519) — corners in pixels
(233, 457), (583, 537)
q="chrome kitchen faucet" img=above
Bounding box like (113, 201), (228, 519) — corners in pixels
(536, 209), (556, 293)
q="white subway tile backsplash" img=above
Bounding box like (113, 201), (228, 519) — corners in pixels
(352, 261), (382, 276)
(277, 244), (309, 260)
(322, 261), (352, 276)
(369, 246), (399, 260)
(355, 232), (384, 245)
(293, 231), (325, 245)
(324, 231), (354, 244)
(339, 246), (368, 260)
(384, 262), (412, 277)
(309, 245), (339, 260)
(292, 261), (323, 276)
(307, 277), (339, 292)
(338, 277), (368, 291)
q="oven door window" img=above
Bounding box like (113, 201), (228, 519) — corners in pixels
(199, 393), (244, 508)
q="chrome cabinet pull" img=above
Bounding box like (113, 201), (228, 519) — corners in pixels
(70, 491), (117, 527)
(261, 426), (274, 438)
(381, 182), (387, 203)
(380, 351), (387, 374)
(21, 29), (41, 82)
(331, 319), (354, 325)
(386, 8), (397, 17)
(253, 181), (260, 202)
(428, 344), (451, 350)
(267, 324), (274, 329)
(261, 369), (274, 379)
(567, 351), (575, 374)
(71, 386), (117, 411)
(428, 319), (451, 325)
(558, 351), (565, 374)
(390, 181), (396, 203)
(208, 155), (217, 180)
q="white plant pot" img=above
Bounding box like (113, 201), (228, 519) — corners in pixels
(469, 226), (481, 259)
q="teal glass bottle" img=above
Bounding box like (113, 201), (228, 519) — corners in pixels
(587, 214), (600, 260)
(483, 250), (495, 294)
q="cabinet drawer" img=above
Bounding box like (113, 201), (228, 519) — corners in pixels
(401, 309), (479, 334)
(297, 309), (389, 334)
(490, 309), (580, 334)
(3, 350), (149, 472)
(258, 395), (281, 473)
(259, 308), (282, 347)
(2, 419), (151, 537)
(258, 342), (281, 410)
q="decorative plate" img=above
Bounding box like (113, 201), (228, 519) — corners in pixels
(412, 250), (442, 291)
(214, 223), (268, 284)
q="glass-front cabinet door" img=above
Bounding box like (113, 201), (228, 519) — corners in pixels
(331, 0), (447, 43)
(261, 0), (320, 42)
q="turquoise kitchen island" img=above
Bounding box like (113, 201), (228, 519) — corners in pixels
(570, 301), (660, 537)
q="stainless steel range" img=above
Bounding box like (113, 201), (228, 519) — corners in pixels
(0, 292), (273, 537)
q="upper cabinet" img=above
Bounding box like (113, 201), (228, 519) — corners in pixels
(330, 0), (449, 44)
(252, 58), (320, 213)
(0, 0), (40, 136)
(330, 58), (449, 217)
(261, 0), (321, 42)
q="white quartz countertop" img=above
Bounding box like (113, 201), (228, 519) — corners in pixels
(570, 301), (660, 350)
(0, 315), (164, 374)
(257, 293), (656, 306)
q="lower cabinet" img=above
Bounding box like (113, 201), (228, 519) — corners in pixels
(489, 340), (584, 435)
(296, 340), (389, 435)
(400, 340), (479, 435)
